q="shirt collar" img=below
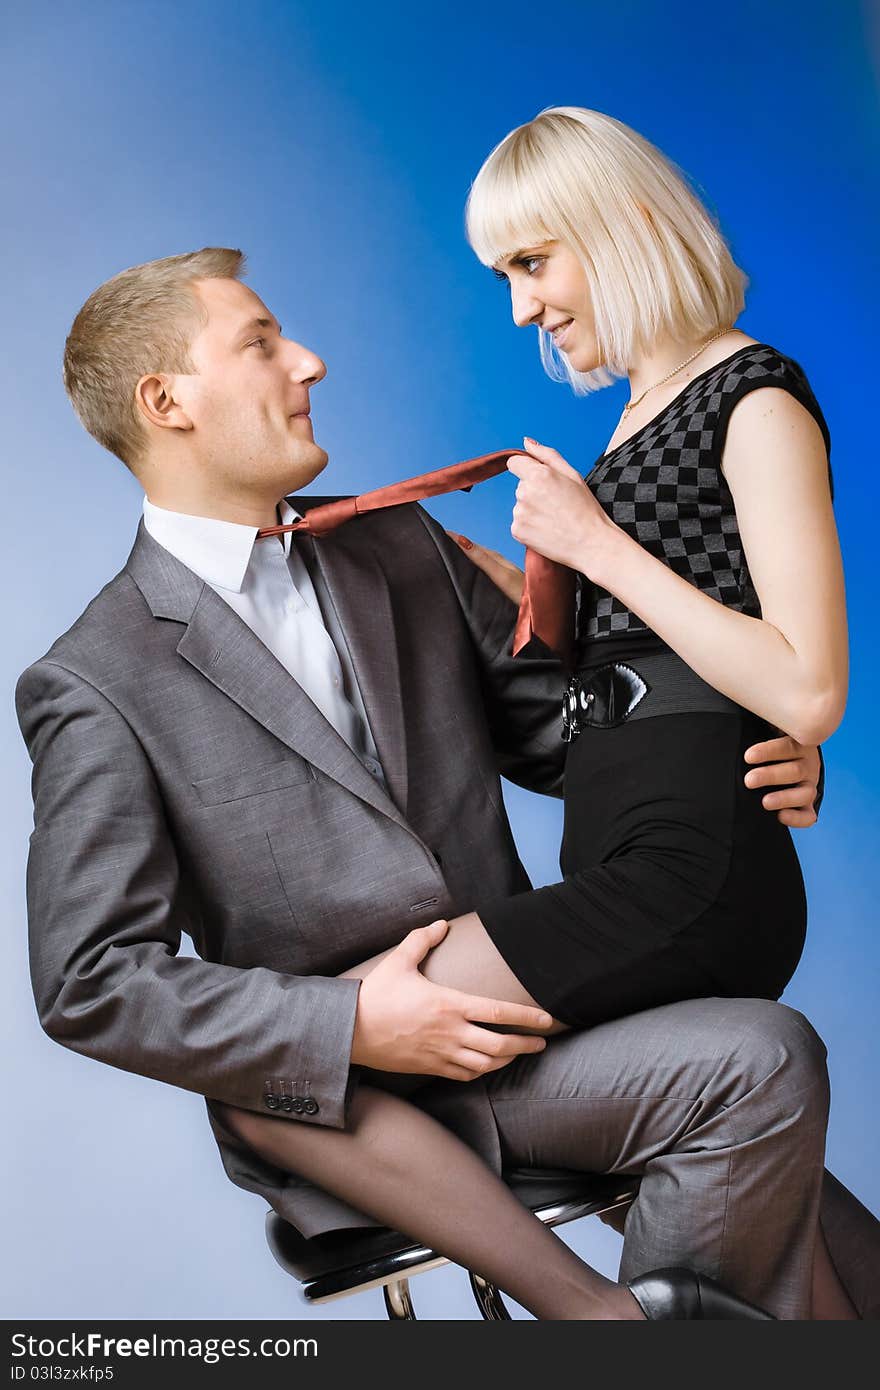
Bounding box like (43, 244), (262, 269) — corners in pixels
(141, 496), (302, 593)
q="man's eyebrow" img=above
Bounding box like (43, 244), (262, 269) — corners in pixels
(234, 315), (282, 342)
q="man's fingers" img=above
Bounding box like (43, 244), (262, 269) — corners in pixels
(441, 1062), (485, 1083)
(778, 808), (817, 828)
(454, 1048), (513, 1077)
(744, 759), (804, 789)
(461, 1024), (548, 1058)
(458, 993), (554, 1031)
(744, 735), (801, 764)
(761, 783), (814, 811)
(398, 919), (449, 965)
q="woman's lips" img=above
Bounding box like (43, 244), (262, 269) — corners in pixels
(551, 319), (574, 348)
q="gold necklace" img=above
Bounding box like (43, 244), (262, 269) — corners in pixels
(622, 329), (732, 416)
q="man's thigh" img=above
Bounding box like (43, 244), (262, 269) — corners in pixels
(480, 995), (828, 1175)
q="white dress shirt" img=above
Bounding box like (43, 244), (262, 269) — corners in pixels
(142, 496), (385, 782)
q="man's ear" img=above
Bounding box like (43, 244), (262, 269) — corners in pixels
(135, 374), (194, 433)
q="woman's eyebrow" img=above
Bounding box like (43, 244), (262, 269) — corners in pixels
(492, 246), (548, 278)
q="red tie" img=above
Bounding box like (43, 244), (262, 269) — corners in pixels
(257, 450), (576, 667)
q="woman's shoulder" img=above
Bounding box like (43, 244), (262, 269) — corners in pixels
(699, 339), (816, 397)
(705, 340), (831, 460)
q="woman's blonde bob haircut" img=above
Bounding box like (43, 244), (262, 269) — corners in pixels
(465, 107), (748, 393)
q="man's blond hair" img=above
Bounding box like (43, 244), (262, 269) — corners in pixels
(63, 247), (246, 471)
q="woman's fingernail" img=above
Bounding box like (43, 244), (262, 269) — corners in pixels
(456, 533), (474, 550)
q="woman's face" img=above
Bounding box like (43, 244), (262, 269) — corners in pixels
(494, 241), (600, 373)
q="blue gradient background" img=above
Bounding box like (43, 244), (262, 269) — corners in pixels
(2, 1), (877, 1319)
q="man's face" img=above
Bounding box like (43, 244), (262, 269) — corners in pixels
(176, 277), (329, 495)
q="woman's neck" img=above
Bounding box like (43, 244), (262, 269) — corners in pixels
(600, 328), (758, 457)
(626, 328), (744, 399)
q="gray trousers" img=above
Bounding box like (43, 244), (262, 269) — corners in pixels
(425, 996), (830, 1319)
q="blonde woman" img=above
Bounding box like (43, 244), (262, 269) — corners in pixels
(435, 105), (849, 1029)
(218, 111), (866, 1319)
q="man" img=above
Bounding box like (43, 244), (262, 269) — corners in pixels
(16, 248), (871, 1318)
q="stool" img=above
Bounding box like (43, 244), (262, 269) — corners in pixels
(265, 1167), (641, 1318)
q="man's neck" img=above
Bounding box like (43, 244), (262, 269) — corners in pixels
(144, 492), (285, 530)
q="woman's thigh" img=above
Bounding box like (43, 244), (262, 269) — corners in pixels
(417, 910), (568, 1033)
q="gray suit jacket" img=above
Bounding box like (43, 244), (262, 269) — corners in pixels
(16, 496), (565, 1235)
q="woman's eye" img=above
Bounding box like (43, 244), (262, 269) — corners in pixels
(249, 338), (267, 349)
(491, 254), (544, 286)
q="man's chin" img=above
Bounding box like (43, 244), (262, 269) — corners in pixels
(290, 443), (329, 489)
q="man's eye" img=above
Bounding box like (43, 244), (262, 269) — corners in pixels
(249, 338), (267, 349)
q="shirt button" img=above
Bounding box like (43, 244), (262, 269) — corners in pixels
(333, 676), (340, 687)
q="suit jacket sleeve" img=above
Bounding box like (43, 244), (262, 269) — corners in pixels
(15, 658), (361, 1128)
(415, 506), (565, 798)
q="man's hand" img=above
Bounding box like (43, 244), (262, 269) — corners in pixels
(350, 919), (553, 1080)
(744, 734), (822, 827)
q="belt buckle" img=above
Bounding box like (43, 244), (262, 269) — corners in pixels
(561, 675), (596, 741)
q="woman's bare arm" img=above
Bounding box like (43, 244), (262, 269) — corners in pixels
(511, 400), (848, 746)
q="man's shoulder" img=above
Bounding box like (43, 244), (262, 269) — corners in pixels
(17, 566), (147, 692)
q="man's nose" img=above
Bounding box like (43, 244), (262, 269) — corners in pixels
(285, 340), (327, 386)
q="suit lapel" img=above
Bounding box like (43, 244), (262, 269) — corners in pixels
(125, 517), (410, 829)
(299, 522), (409, 815)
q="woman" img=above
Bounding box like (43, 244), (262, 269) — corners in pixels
(218, 107), (855, 1318)
(429, 104), (849, 1029)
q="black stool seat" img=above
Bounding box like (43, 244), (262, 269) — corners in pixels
(265, 1167), (640, 1309)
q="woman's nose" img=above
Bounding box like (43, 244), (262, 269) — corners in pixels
(509, 280), (543, 329)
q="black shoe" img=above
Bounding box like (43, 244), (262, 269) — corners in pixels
(627, 1267), (776, 1319)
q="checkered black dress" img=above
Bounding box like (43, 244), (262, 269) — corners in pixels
(479, 342), (831, 1028)
(575, 342), (832, 646)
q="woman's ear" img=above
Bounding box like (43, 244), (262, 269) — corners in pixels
(135, 374), (194, 433)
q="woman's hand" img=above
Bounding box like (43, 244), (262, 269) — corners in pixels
(447, 530), (525, 605)
(507, 437), (619, 577)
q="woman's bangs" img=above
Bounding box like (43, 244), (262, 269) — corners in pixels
(466, 151), (555, 268)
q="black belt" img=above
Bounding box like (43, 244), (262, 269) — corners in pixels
(562, 651), (742, 741)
